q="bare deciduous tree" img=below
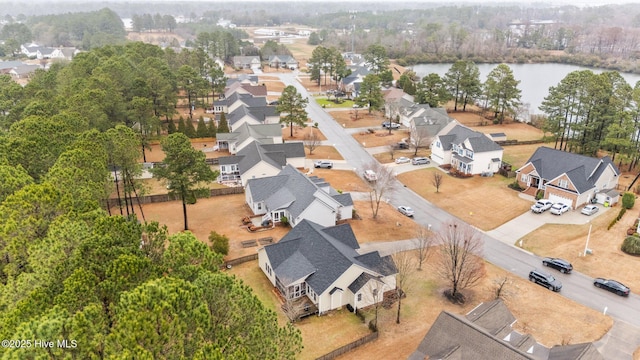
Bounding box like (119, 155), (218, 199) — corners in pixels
(281, 281), (308, 322)
(392, 249), (415, 324)
(432, 171), (444, 193)
(492, 276), (514, 300)
(411, 127), (430, 156)
(304, 128), (320, 155)
(387, 140), (397, 160)
(436, 221), (485, 304)
(364, 161), (395, 219)
(414, 226), (434, 271)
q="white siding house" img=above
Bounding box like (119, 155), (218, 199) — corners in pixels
(431, 124), (503, 175)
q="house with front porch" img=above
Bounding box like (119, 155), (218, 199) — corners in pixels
(258, 219), (396, 316)
(515, 146), (620, 209)
(245, 164), (353, 228)
(430, 124), (503, 175)
(216, 123), (282, 154)
(217, 141), (305, 186)
(232, 56), (261, 70)
(267, 55), (298, 69)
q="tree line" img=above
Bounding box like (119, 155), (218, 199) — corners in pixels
(0, 40), (303, 357)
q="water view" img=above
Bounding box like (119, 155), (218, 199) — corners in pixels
(410, 63), (640, 115)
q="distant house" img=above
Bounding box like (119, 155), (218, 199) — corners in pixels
(409, 299), (603, 360)
(50, 47), (78, 61)
(258, 219), (396, 316)
(9, 64), (40, 80)
(267, 55), (298, 69)
(245, 165), (353, 227)
(515, 147), (620, 209)
(216, 123), (283, 154)
(0, 61), (26, 74)
(430, 124), (504, 175)
(383, 88), (414, 120)
(232, 56), (261, 70)
(222, 82), (267, 99)
(213, 92), (269, 114)
(340, 65), (370, 98)
(407, 105), (457, 149)
(20, 43), (41, 58)
(217, 141), (304, 186)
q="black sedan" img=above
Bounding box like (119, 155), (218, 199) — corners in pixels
(593, 278), (630, 297)
(542, 257), (573, 274)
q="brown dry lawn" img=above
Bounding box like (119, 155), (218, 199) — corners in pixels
(338, 251), (612, 360)
(308, 168), (368, 193)
(502, 143), (554, 168)
(143, 138), (224, 163)
(330, 109), (389, 129)
(282, 124), (327, 141)
(374, 148), (431, 164)
(306, 146), (344, 160)
(398, 168), (532, 231)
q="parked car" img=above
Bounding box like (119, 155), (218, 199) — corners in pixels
(397, 206), (415, 217)
(593, 278), (630, 296)
(581, 204), (599, 216)
(412, 157), (430, 165)
(542, 257), (573, 273)
(528, 269), (562, 292)
(382, 121), (401, 129)
(393, 142), (409, 150)
(314, 160), (333, 169)
(363, 169), (378, 182)
(395, 157), (411, 164)
(531, 199), (554, 213)
(549, 203), (570, 215)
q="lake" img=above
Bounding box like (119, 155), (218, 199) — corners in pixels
(410, 63), (640, 115)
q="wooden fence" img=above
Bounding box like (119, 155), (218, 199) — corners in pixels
(315, 332), (379, 360)
(496, 139), (546, 146)
(107, 186), (244, 207)
(222, 253), (258, 269)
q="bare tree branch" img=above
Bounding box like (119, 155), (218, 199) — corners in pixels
(435, 221), (485, 304)
(363, 161), (395, 219)
(304, 127), (320, 155)
(392, 249), (415, 324)
(432, 171), (444, 193)
(414, 226), (434, 271)
(387, 140), (397, 160)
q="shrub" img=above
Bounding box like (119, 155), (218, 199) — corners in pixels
(622, 192), (635, 209)
(209, 231), (229, 255)
(608, 208), (628, 230)
(280, 216), (289, 226)
(508, 181), (523, 191)
(621, 235), (640, 255)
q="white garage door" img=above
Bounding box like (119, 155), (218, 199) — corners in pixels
(549, 194), (574, 208)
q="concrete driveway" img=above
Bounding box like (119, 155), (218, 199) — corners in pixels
(487, 197), (611, 246)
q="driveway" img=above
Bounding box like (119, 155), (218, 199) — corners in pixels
(487, 201), (611, 246)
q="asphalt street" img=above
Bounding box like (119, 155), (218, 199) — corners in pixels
(275, 72), (640, 358)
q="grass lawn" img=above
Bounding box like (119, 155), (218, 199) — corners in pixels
(306, 145), (344, 161)
(330, 109), (389, 129)
(228, 261), (372, 360)
(308, 168), (369, 192)
(349, 201), (423, 242)
(398, 168), (532, 231)
(282, 124), (328, 141)
(315, 97), (356, 108)
(471, 122), (545, 141)
(502, 142), (555, 168)
(373, 148), (431, 164)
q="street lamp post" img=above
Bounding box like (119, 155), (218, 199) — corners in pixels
(583, 223), (592, 256)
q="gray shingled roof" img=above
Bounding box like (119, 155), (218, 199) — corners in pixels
(466, 300), (516, 338)
(332, 193), (353, 206)
(228, 104), (278, 126)
(348, 272), (379, 292)
(520, 147), (619, 194)
(439, 124), (503, 153)
(548, 343), (604, 360)
(263, 220), (396, 294)
(247, 165), (346, 221)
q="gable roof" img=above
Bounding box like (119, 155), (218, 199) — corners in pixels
(548, 343), (604, 360)
(263, 219), (396, 293)
(216, 122), (281, 147)
(227, 104), (278, 127)
(247, 164), (350, 221)
(466, 300), (516, 338)
(438, 124), (502, 153)
(517, 147), (619, 193)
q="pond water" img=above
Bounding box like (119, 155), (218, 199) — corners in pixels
(410, 63), (640, 115)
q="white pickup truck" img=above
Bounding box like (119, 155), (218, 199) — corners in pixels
(363, 170), (378, 182)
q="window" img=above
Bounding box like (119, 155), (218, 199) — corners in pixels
(466, 149), (473, 159)
(257, 203), (262, 210)
(372, 289), (378, 297)
(436, 141), (441, 148)
(357, 294), (362, 301)
(521, 174), (528, 182)
(559, 179), (568, 188)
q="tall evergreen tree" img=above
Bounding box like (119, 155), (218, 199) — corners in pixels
(167, 118), (176, 134)
(196, 117), (208, 138)
(217, 112), (229, 133)
(484, 64), (522, 124)
(177, 116), (186, 133)
(277, 86), (308, 137)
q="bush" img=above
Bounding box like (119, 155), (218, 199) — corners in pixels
(209, 231), (229, 255)
(280, 216), (289, 226)
(608, 208), (628, 230)
(622, 192), (635, 209)
(508, 181), (523, 191)
(621, 235), (640, 255)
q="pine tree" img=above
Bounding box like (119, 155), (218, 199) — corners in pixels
(208, 118), (217, 137)
(217, 113), (229, 133)
(185, 119), (197, 138)
(167, 119), (176, 134)
(177, 117), (186, 133)
(196, 116), (208, 138)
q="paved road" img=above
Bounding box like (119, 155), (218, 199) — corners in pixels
(275, 72), (640, 358)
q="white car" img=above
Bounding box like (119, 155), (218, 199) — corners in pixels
(314, 160), (334, 169)
(550, 203), (570, 215)
(395, 157), (410, 164)
(581, 204), (599, 216)
(531, 199), (554, 213)
(398, 206), (415, 217)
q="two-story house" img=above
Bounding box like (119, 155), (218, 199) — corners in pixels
(430, 124), (504, 175)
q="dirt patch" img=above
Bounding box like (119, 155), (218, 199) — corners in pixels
(133, 194), (290, 259)
(334, 251), (611, 360)
(141, 138), (227, 163)
(307, 169), (368, 193)
(282, 124), (327, 141)
(330, 109), (389, 129)
(398, 168), (532, 231)
(261, 79), (287, 94)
